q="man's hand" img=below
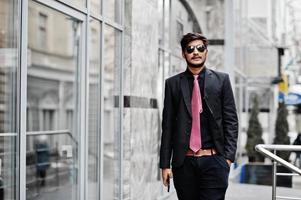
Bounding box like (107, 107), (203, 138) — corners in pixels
(161, 168), (173, 187)
(226, 159), (232, 167)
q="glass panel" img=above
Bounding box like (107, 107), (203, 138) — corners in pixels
(105, 0), (121, 23)
(0, 0), (19, 199)
(88, 18), (101, 200)
(103, 25), (121, 200)
(27, 1), (81, 199)
(91, 0), (101, 15)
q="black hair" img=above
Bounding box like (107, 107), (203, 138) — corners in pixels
(180, 32), (208, 52)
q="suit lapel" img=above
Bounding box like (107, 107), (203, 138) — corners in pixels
(204, 69), (213, 99)
(180, 75), (192, 117)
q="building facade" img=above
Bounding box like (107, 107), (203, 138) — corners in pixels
(0, 0), (240, 200)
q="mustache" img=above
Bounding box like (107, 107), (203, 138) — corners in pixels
(183, 54), (206, 68)
(186, 59), (206, 68)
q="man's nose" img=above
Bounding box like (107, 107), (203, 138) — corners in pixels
(193, 49), (199, 54)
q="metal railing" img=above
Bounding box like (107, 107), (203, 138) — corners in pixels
(26, 130), (78, 145)
(255, 144), (301, 200)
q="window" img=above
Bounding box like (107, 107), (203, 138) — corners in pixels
(38, 12), (47, 49)
(42, 109), (54, 131)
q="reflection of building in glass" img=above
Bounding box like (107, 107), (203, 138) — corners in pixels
(27, 1), (80, 148)
(25, 2), (82, 199)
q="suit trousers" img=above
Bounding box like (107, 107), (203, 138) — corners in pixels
(172, 155), (230, 200)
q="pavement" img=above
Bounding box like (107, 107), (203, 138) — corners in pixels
(226, 182), (301, 200)
(162, 181), (301, 200)
(28, 176), (301, 200)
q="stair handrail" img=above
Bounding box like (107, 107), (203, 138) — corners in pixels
(255, 144), (301, 175)
(255, 144), (301, 200)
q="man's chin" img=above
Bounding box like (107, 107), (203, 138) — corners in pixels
(185, 58), (206, 69)
(188, 62), (205, 68)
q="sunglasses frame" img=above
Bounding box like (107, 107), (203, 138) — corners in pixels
(186, 44), (207, 54)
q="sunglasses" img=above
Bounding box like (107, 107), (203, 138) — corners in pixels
(186, 45), (207, 54)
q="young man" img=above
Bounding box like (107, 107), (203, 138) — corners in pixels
(160, 32), (238, 200)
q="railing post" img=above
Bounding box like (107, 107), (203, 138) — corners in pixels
(272, 149), (277, 200)
(56, 142), (60, 188)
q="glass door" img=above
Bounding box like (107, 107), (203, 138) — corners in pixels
(26, 1), (82, 199)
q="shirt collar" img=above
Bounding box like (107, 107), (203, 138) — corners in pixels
(184, 66), (206, 78)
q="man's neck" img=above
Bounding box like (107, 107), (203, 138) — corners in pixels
(187, 65), (205, 75)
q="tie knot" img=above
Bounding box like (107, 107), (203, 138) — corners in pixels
(193, 75), (198, 80)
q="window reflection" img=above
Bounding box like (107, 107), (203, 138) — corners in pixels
(103, 25), (121, 200)
(38, 12), (48, 49)
(27, 1), (81, 199)
(0, 0), (19, 199)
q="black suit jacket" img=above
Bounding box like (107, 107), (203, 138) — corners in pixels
(159, 68), (238, 168)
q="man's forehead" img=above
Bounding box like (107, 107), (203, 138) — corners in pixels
(187, 40), (204, 46)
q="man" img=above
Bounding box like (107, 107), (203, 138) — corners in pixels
(159, 32), (238, 200)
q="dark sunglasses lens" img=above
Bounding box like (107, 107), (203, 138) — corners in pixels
(196, 45), (206, 52)
(186, 46), (194, 54)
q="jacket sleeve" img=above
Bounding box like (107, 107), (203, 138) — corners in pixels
(159, 79), (175, 169)
(222, 74), (239, 162)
